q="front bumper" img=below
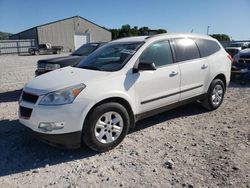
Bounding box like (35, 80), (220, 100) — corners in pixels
(19, 98), (91, 148)
(18, 89), (94, 135)
(22, 124), (82, 149)
(19, 101), (88, 132)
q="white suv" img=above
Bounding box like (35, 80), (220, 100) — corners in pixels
(19, 33), (232, 151)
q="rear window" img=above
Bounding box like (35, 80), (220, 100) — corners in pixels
(174, 38), (200, 62)
(72, 43), (99, 56)
(194, 39), (221, 57)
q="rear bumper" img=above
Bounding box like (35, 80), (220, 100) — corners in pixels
(22, 124), (82, 149)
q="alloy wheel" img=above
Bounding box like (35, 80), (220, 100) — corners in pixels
(211, 84), (223, 106)
(94, 111), (124, 144)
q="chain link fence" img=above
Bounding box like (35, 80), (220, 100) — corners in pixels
(0, 39), (36, 55)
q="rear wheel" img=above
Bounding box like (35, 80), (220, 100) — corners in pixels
(201, 79), (225, 110)
(82, 102), (130, 152)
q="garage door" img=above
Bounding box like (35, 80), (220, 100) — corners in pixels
(74, 34), (87, 50)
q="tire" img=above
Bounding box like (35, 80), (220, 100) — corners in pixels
(35, 51), (39, 55)
(56, 50), (61, 54)
(82, 102), (130, 152)
(201, 79), (225, 110)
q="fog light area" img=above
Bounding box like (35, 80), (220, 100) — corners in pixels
(38, 122), (65, 131)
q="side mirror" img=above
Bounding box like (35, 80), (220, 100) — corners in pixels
(134, 61), (156, 73)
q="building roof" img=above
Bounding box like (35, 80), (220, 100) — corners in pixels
(10, 16), (110, 37)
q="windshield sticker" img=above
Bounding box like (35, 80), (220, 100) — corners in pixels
(121, 49), (136, 55)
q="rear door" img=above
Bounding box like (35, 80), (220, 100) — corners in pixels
(173, 38), (209, 100)
(134, 40), (181, 114)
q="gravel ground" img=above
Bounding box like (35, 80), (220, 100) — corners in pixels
(0, 54), (249, 188)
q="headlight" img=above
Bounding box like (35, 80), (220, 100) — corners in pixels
(39, 84), (86, 105)
(37, 63), (60, 71)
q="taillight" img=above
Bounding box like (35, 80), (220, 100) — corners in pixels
(227, 54), (233, 62)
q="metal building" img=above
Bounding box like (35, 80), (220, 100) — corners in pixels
(9, 16), (112, 51)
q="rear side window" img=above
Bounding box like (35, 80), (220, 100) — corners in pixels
(139, 40), (173, 67)
(174, 38), (200, 62)
(194, 39), (221, 57)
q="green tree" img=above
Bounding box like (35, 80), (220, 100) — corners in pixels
(157, 29), (167, 34)
(119, 24), (132, 38)
(210, 34), (230, 41)
(110, 29), (119, 40)
(138, 27), (150, 35)
(109, 25), (167, 39)
(0, 31), (12, 40)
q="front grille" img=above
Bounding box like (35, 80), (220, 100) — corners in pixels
(240, 55), (250, 59)
(19, 106), (33, 119)
(22, 92), (39, 104)
(239, 59), (250, 64)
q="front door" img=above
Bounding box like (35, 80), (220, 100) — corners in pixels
(134, 40), (181, 114)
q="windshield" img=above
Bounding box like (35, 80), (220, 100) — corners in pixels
(72, 43), (100, 56)
(77, 42), (143, 71)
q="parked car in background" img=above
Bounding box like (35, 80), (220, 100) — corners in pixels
(225, 41), (250, 59)
(226, 42), (250, 50)
(225, 48), (240, 58)
(35, 42), (104, 76)
(231, 48), (250, 83)
(28, 43), (63, 55)
(19, 33), (231, 151)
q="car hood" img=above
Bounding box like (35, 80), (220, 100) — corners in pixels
(24, 66), (111, 95)
(38, 55), (85, 67)
(238, 48), (250, 56)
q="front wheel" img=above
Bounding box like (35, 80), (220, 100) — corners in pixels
(201, 79), (225, 110)
(82, 102), (130, 152)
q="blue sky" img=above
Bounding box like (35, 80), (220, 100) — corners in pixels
(0, 0), (250, 40)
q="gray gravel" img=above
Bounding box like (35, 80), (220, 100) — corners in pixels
(0, 54), (250, 187)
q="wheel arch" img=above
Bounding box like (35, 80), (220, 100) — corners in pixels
(84, 97), (136, 129)
(213, 73), (227, 91)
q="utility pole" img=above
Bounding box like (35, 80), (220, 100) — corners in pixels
(207, 26), (210, 35)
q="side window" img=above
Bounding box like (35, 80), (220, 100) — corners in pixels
(139, 40), (173, 67)
(194, 39), (221, 57)
(174, 38), (200, 62)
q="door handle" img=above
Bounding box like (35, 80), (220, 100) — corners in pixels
(201, 64), (208, 69)
(169, 71), (179, 77)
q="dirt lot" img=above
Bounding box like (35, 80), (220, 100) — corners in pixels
(0, 54), (249, 188)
